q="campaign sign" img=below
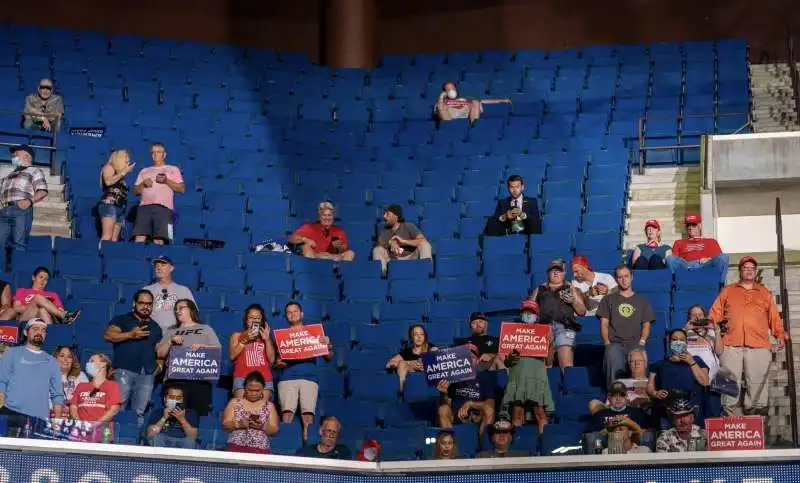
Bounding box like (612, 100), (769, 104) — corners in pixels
(166, 346), (221, 381)
(0, 324), (19, 344)
(274, 324), (329, 360)
(498, 322), (552, 357)
(31, 417), (110, 443)
(421, 345), (475, 387)
(706, 415), (765, 451)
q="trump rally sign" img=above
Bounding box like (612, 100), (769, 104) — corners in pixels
(498, 322), (551, 357)
(166, 346), (221, 381)
(274, 324), (330, 360)
(421, 345), (475, 387)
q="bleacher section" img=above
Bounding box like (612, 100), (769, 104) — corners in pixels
(0, 23), (750, 459)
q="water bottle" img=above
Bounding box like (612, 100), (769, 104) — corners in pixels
(594, 437), (604, 454)
(102, 425), (113, 444)
(687, 437), (697, 452)
(22, 418), (32, 439)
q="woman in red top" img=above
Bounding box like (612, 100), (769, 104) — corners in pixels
(71, 352), (122, 440)
(229, 304), (276, 399)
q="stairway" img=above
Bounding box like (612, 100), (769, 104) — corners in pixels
(750, 63), (800, 132)
(734, 264), (800, 445)
(0, 166), (72, 239)
(623, 166), (701, 250)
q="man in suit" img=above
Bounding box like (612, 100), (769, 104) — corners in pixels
(485, 175), (542, 236)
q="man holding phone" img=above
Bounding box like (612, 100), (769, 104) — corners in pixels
(132, 142), (184, 245)
(485, 175), (542, 237)
(104, 289), (163, 426)
(289, 201), (355, 261)
(146, 385), (199, 448)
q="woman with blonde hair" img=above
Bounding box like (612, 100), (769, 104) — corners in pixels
(98, 149), (135, 241)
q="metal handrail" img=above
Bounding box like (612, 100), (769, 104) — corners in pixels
(636, 112), (751, 174)
(775, 197), (799, 448)
(0, 109), (60, 174)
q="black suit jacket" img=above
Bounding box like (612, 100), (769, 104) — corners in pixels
(485, 196), (542, 236)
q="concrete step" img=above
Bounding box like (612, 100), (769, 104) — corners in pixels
(30, 225), (71, 238)
(629, 189), (699, 202)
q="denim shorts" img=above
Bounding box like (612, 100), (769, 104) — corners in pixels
(97, 202), (125, 224)
(553, 322), (577, 348)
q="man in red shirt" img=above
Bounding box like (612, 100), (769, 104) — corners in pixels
(666, 213), (729, 285)
(289, 202), (355, 261)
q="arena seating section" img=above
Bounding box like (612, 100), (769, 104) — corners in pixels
(0, 24), (750, 459)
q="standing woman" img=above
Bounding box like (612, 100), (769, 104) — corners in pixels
(70, 353), (122, 440)
(157, 299), (222, 416)
(98, 149), (135, 242)
(229, 304), (276, 400)
(52, 346), (88, 416)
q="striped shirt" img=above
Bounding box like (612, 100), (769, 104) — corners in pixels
(0, 167), (47, 204)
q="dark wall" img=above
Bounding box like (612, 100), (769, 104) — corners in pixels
(0, 0), (796, 61)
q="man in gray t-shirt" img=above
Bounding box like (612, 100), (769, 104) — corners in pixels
(144, 255), (196, 332)
(372, 204), (432, 272)
(596, 265), (655, 390)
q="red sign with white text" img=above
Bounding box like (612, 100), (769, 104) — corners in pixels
(705, 416), (765, 451)
(274, 324), (329, 360)
(0, 325), (19, 344)
(498, 322), (552, 357)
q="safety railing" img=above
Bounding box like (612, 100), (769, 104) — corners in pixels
(636, 112), (752, 175)
(787, 33), (800, 126)
(775, 197), (799, 448)
(0, 109), (60, 173)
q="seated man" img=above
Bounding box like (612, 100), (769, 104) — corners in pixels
(600, 417), (650, 454)
(475, 418), (528, 458)
(454, 312), (504, 371)
(437, 353), (496, 436)
(22, 78), (64, 132)
(656, 398), (707, 452)
(485, 175), (542, 237)
(289, 202), (355, 261)
(295, 416), (352, 460)
(434, 81), (510, 124)
(146, 384), (199, 449)
(666, 213), (729, 285)
(588, 381), (648, 431)
(372, 204), (432, 272)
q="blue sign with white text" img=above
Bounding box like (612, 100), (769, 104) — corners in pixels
(421, 345), (475, 386)
(166, 346), (221, 381)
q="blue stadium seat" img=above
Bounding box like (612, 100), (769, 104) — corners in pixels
(56, 254), (102, 282)
(674, 267), (721, 291)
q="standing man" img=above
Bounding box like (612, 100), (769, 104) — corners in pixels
(103, 289), (163, 426)
(132, 142), (184, 245)
(485, 175), (542, 237)
(597, 265), (655, 390)
(0, 318), (63, 436)
(143, 256), (196, 333)
(0, 145), (48, 251)
(709, 256), (787, 416)
(22, 78), (64, 132)
(372, 205), (432, 273)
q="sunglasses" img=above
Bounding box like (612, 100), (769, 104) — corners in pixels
(39, 85), (52, 90)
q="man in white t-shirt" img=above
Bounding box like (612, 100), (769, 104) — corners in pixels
(571, 255), (617, 316)
(142, 255), (196, 332)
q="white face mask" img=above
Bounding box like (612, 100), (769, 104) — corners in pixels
(11, 156), (22, 169)
(521, 313), (537, 323)
(446, 89), (458, 100)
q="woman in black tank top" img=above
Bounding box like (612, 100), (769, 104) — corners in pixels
(531, 259), (587, 369)
(98, 149), (134, 242)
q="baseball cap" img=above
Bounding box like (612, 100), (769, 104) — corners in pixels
(547, 258), (566, 272)
(151, 255), (173, 265)
(470, 312), (488, 323)
(9, 145), (35, 162)
(491, 418), (514, 433)
(609, 381), (628, 396)
(520, 299), (539, 313)
(571, 255), (592, 271)
(644, 219), (660, 230)
(667, 398), (698, 416)
(25, 318), (48, 330)
(738, 256), (758, 268)
(684, 213), (701, 225)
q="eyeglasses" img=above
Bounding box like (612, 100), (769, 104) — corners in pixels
(161, 289), (169, 301)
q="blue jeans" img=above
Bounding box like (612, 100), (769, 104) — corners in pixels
(150, 434), (197, 449)
(0, 203), (33, 251)
(117, 368), (155, 418)
(666, 253), (730, 285)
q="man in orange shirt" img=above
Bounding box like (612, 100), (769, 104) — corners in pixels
(709, 256), (786, 416)
(289, 202), (355, 261)
(666, 214), (729, 285)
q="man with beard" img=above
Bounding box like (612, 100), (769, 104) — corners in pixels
(104, 289), (163, 426)
(372, 205), (432, 273)
(0, 318), (64, 436)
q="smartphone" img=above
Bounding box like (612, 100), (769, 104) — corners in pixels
(249, 414), (260, 423)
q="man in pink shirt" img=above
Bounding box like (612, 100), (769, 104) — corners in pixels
(132, 142), (185, 245)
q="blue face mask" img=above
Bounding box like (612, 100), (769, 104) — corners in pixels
(609, 403), (627, 412)
(86, 362), (99, 378)
(11, 157), (22, 169)
(670, 340), (688, 355)
(521, 313), (537, 323)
